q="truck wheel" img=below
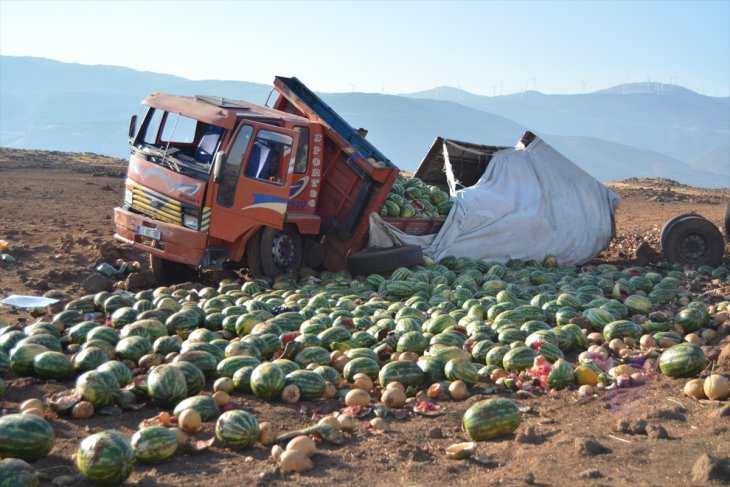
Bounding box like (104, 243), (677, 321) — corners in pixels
(150, 255), (197, 284)
(347, 245), (423, 275)
(247, 226), (302, 277)
(661, 214), (724, 267)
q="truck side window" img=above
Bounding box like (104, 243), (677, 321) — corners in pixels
(141, 108), (164, 146)
(293, 126), (309, 173)
(244, 130), (292, 184)
(217, 125), (253, 208)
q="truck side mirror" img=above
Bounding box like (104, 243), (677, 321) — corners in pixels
(128, 115), (137, 143)
(213, 151), (225, 182)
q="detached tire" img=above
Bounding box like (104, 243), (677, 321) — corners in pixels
(661, 214), (724, 267)
(347, 245), (423, 275)
(150, 255), (197, 284)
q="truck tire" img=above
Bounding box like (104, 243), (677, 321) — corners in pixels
(347, 245), (423, 276)
(247, 226), (302, 278)
(661, 214), (724, 267)
(150, 255), (197, 284)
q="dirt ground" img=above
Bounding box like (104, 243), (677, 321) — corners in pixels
(1, 148), (729, 487)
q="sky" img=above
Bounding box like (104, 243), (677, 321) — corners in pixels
(0, 0), (728, 97)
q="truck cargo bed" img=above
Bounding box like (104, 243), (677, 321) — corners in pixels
(383, 217), (445, 236)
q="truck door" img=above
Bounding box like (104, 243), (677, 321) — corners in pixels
(208, 122), (297, 242)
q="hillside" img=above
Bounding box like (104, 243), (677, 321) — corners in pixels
(1, 56), (728, 187)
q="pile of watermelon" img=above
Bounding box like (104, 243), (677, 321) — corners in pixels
(0, 255), (729, 482)
(380, 174), (453, 219)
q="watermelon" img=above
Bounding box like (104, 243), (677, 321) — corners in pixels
(216, 356), (261, 378)
(76, 430), (135, 486)
(658, 343), (707, 378)
(75, 369), (120, 408)
(0, 414), (55, 461)
(624, 294), (652, 315)
(547, 359), (575, 390)
(0, 458), (40, 487)
(582, 308), (615, 331)
(342, 357), (380, 382)
(73, 347), (109, 373)
(378, 361), (424, 388)
(33, 351), (73, 379)
(293, 346), (331, 368)
(250, 362), (286, 400)
(485, 345), (509, 366)
(215, 410), (260, 449)
(502, 346), (537, 372)
(115, 336), (153, 363)
(173, 351), (217, 378)
(314, 365), (340, 385)
(602, 320), (642, 342)
(284, 370), (326, 400)
(170, 361), (206, 395)
(173, 395), (220, 422)
(147, 364), (188, 406)
(444, 359), (478, 385)
(130, 426), (178, 464)
(96, 361), (133, 387)
(9, 343), (48, 376)
(673, 307), (705, 334)
(111, 307), (138, 328)
(17, 334), (61, 353)
(463, 398), (521, 441)
(232, 365), (256, 392)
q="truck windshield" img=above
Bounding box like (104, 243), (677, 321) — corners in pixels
(134, 108), (225, 181)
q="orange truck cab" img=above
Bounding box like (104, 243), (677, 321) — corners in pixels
(114, 76), (399, 281)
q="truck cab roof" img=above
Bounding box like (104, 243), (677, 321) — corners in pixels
(143, 92), (311, 129)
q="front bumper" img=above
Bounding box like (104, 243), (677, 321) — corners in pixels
(114, 207), (207, 266)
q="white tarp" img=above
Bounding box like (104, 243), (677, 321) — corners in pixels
(369, 135), (619, 264)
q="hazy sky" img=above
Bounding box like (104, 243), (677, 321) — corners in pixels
(1, 0), (728, 97)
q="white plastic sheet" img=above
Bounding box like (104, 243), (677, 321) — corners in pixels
(369, 136), (619, 265)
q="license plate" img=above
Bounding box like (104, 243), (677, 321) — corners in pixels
(137, 225), (161, 240)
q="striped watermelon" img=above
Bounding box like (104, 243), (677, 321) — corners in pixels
(582, 308), (615, 331)
(75, 369), (120, 408)
(673, 307), (705, 334)
(546, 359), (575, 390)
(444, 359), (478, 385)
(173, 351), (218, 378)
(250, 362), (286, 401)
(624, 294), (652, 315)
(378, 361), (424, 388)
(294, 346), (331, 368)
(463, 398), (521, 441)
(343, 357), (380, 382)
(216, 356), (261, 378)
(485, 346), (509, 367)
(502, 347), (537, 372)
(417, 356), (447, 383)
(73, 347), (109, 373)
(658, 343), (707, 378)
(232, 365), (256, 392)
(33, 351), (73, 379)
(76, 430), (135, 486)
(9, 343), (48, 376)
(147, 364), (188, 406)
(130, 426), (178, 464)
(173, 395), (220, 422)
(602, 320), (642, 342)
(0, 414), (55, 461)
(170, 361), (206, 396)
(215, 410), (260, 449)
(96, 361), (133, 387)
(284, 370), (326, 400)
(0, 458), (40, 487)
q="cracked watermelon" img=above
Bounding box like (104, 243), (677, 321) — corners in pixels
(76, 430), (135, 486)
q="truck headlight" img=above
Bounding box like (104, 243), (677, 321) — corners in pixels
(183, 214), (199, 230)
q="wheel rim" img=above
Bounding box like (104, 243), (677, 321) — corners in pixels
(270, 232), (295, 268)
(678, 233), (708, 262)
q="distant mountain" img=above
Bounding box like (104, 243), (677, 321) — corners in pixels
(403, 83), (730, 179)
(1, 55), (728, 188)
